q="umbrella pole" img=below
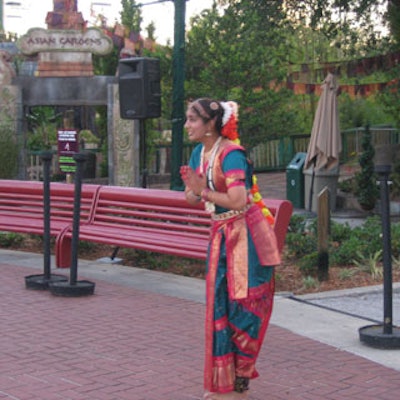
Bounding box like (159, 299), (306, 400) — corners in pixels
(308, 159), (316, 212)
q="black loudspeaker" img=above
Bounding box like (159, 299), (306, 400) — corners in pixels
(118, 57), (161, 119)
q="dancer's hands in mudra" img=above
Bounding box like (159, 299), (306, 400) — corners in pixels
(180, 166), (207, 204)
(180, 165), (248, 210)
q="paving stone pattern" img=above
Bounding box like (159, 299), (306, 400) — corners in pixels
(1, 264), (400, 400)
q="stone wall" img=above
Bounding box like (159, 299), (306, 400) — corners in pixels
(0, 85), (23, 178)
(108, 84), (140, 187)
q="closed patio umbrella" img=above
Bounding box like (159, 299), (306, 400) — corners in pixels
(304, 73), (342, 211)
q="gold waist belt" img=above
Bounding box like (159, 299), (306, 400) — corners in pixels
(211, 204), (251, 221)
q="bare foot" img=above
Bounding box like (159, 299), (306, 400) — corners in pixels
(203, 391), (249, 399)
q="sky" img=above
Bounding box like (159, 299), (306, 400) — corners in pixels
(3, 0), (214, 44)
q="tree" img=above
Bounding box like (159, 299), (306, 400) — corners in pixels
(356, 125), (379, 210)
(120, 0), (142, 33)
(146, 21), (156, 41)
(0, 90), (19, 178)
(185, 1), (302, 146)
(388, 0), (400, 43)
(284, 0), (390, 57)
(92, 0), (147, 153)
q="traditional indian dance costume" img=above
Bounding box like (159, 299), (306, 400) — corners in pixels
(189, 138), (281, 394)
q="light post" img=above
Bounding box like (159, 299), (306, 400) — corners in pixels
(359, 164), (400, 348)
(170, 0), (185, 190)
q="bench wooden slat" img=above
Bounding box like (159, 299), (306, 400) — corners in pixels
(81, 223), (210, 243)
(77, 220), (209, 259)
(0, 181), (99, 221)
(93, 206), (211, 225)
(95, 197), (209, 215)
(90, 215), (211, 235)
(0, 219), (70, 235)
(79, 228), (209, 252)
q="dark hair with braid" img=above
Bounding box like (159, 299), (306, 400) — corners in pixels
(189, 98), (224, 134)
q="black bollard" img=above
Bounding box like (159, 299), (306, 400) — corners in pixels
(25, 151), (67, 290)
(379, 165), (394, 335)
(359, 165), (400, 348)
(49, 153), (95, 297)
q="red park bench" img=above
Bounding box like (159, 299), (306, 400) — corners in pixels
(0, 180), (293, 268)
(0, 180), (100, 239)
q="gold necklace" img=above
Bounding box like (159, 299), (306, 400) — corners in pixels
(199, 137), (222, 213)
(199, 136), (222, 181)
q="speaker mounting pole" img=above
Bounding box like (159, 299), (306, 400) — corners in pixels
(170, 0), (186, 191)
(140, 119), (147, 188)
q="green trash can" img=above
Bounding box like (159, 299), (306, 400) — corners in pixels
(286, 152), (307, 208)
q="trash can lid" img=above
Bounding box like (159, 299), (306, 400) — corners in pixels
(287, 152), (307, 169)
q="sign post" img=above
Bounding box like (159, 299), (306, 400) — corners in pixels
(58, 129), (79, 181)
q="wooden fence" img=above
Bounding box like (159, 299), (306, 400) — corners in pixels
(27, 127), (399, 179)
(150, 126), (399, 174)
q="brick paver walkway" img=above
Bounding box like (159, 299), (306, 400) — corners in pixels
(1, 263), (399, 400)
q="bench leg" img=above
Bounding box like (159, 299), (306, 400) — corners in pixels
(110, 246), (120, 260)
(55, 233), (72, 268)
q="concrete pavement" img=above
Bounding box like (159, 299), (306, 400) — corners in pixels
(0, 248), (399, 399)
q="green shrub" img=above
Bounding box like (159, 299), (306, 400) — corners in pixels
(361, 215), (382, 233)
(288, 214), (308, 233)
(302, 276), (319, 290)
(0, 128), (19, 179)
(338, 177), (356, 193)
(391, 223), (400, 258)
(330, 235), (365, 266)
(298, 251), (319, 276)
(286, 215), (319, 259)
(390, 158), (400, 200)
(338, 268), (357, 280)
(287, 213), (400, 270)
(351, 217), (384, 256)
(78, 241), (99, 252)
(285, 231), (317, 258)
(393, 256), (400, 270)
(353, 250), (383, 279)
(330, 221), (352, 243)
(0, 232), (24, 247)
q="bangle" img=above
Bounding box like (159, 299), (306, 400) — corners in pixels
(201, 188), (211, 202)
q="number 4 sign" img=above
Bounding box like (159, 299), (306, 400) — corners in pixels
(57, 130), (79, 173)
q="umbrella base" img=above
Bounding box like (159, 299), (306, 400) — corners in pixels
(304, 166), (339, 212)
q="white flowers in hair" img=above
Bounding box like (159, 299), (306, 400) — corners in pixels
(221, 101), (239, 126)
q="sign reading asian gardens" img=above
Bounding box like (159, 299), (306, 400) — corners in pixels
(58, 130), (79, 173)
(17, 28), (113, 56)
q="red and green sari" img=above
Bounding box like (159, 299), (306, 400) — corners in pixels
(189, 139), (281, 394)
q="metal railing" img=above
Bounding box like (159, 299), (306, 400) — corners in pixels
(150, 126), (399, 174)
(27, 126), (399, 179)
(340, 127), (400, 163)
